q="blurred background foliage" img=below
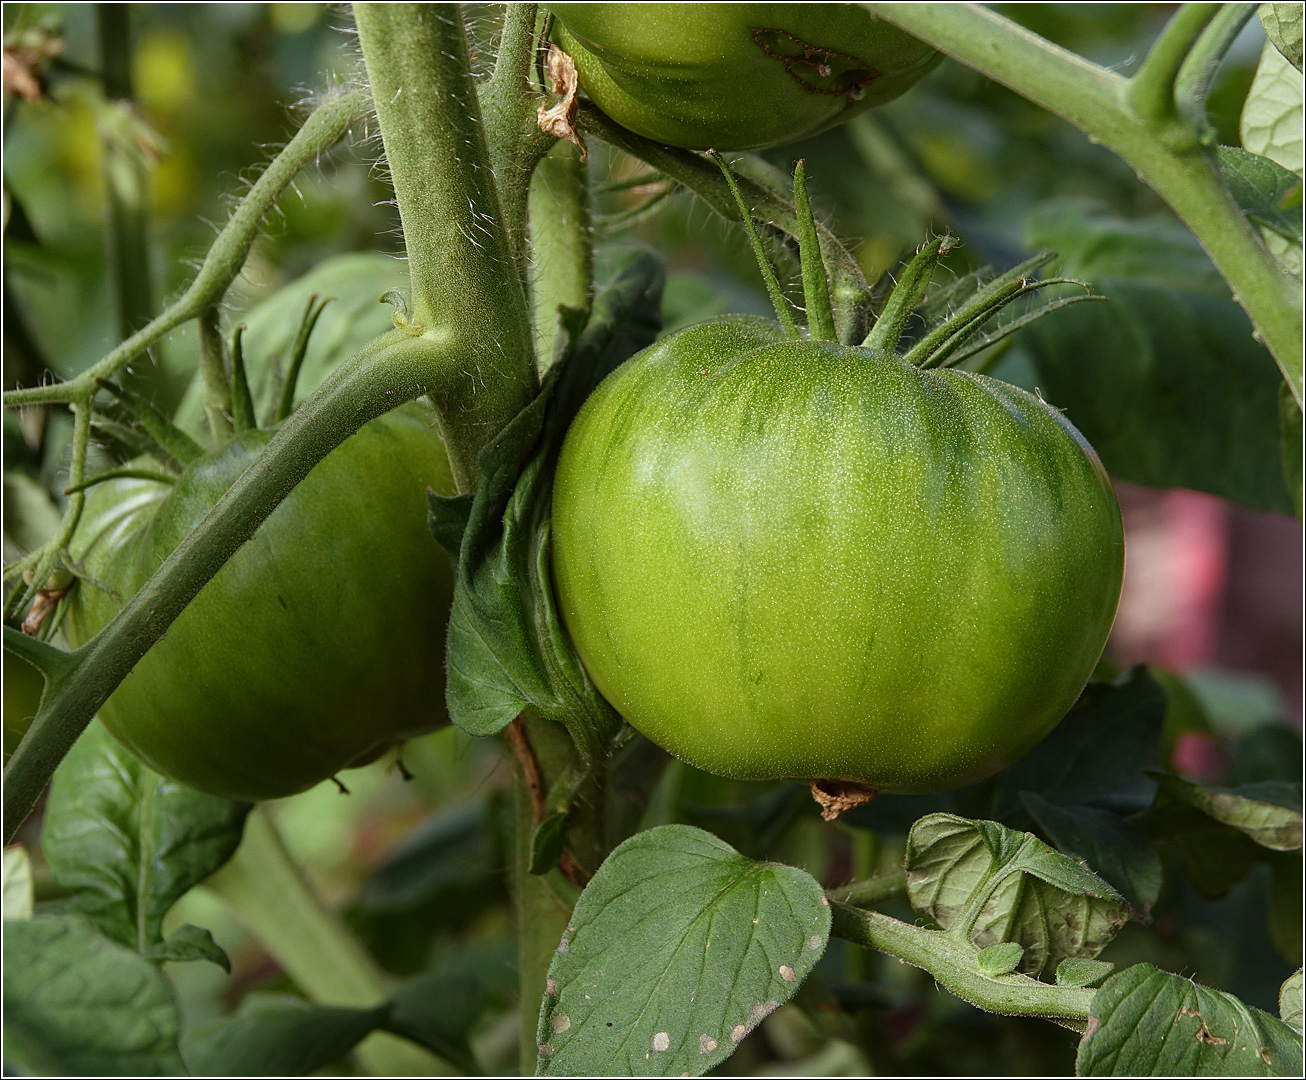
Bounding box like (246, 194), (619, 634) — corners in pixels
(3, 3), (1301, 1076)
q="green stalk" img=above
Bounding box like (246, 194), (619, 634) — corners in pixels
(1174, 3), (1261, 140)
(861, 2), (1304, 404)
(861, 236), (953, 353)
(830, 902), (1095, 1031)
(198, 306), (233, 442)
(354, 3), (536, 490)
(2, 331), (452, 842)
(529, 140), (594, 368)
(206, 807), (453, 1076)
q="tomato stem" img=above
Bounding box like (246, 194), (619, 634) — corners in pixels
(793, 161), (837, 342)
(354, 3), (537, 490)
(830, 901), (1095, 1030)
(861, 2), (1304, 405)
(530, 140), (595, 370)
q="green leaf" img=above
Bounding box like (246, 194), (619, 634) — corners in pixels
(3, 845), (34, 921)
(1021, 793), (1164, 914)
(355, 802), (491, 912)
(1243, 41), (1305, 176)
(1149, 772), (1303, 851)
(1269, 852), (1303, 965)
(535, 824), (831, 1077)
(430, 252), (664, 743)
(1076, 963), (1303, 1075)
(1217, 146), (1303, 242)
(905, 814), (1126, 980)
(181, 994), (386, 1077)
(384, 965), (486, 1074)
(1022, 203), (1291, 513)
(1282, 969), (1304, 1034)
(41, 721), (250, 952)
(3, 915), (185, 1076)
(994, 667), (1166, 819)
(144, 923), (230, 971)
(977, 941), (1025, 976)
(1261, 3), (1304, 74)
(1056, 958), (1114, 989)
(530, 811), (569, 875)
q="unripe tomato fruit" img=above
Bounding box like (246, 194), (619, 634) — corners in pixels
(63, 403), (455, 801)
(551, 318), (1124, 793)
(548, 3), (942, 151)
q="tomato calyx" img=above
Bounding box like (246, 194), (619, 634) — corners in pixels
(709, 152), (1106, 370)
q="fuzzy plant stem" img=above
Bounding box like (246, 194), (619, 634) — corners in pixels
(529, 140), (594, 368)
(354, 2), (537, 491)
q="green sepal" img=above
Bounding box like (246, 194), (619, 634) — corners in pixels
(229, 325), (257, 433)
(861, 235), (955, 354)
(427, 252), (665, 759)
(93, 379), (204, 469)
(273, 294), (331, 423)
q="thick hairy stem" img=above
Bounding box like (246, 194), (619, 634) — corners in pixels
(206, 808), (454, 1076)
(3, 87), (371, 409)
(1126, 2), (1221, 140)
(576, 103), (873, 344)
(862, 2), (1304, 404)
(483, 2), (557, 284)
(828, 868), (906, 909)
(830, 902), (1095, 1031)
(530, 139), (594, 367)
(198, 305), (233, 442)
(2, 332), (452, 842)
(354, 3), (536, 489)
(1174, 3), (1260, 139)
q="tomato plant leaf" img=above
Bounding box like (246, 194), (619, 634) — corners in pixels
(1021, 793), (1164, 914)
(2, 914), (185, 1076)
(1076, 962), (1304, 1076)
(430, 251), (664, 746)
(3, 845), (34, 921)
(1148, 772), (1303, 851)
(41, 721), (251, 953)
(1057, 958), (1114, 989)
(1261, 2), (1304, 71)
(906, 813), (1127, 980)
(354, 802), (492, 913)
(1241, 39), (1304, 277)
(181, 994), (388, 1077)
(534, 824), (831, 1077)
(1217, 146), (1303, 243)
(994, 667), (1166, 820)
(143, 923), (230, 971)
(1022, 203), (1292, 513)
(1282, 969), (1304, 1035)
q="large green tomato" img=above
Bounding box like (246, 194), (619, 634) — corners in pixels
(551, 318), (1124, 793)
(63, 403), (455, 801)
(549, 3), (942, 151)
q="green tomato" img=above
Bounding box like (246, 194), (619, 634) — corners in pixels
(551, 318), (1124, 793)
(63, 403), (455, 801)
(549, 3), (942, 151)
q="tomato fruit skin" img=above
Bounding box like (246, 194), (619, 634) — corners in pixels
(64, 403), (456, 801)
(549, 3), (942, 151)
(551, 318), (1125, 793)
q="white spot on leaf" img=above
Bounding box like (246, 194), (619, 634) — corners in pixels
(779, 964), (796, 982)
(730, 1024), (747, 1043)
(551, 1014), (570, 1034)
(699, 1034), (718, 1054)
(545, 977), (557, 996)
(652, 1031), (670, 1053)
